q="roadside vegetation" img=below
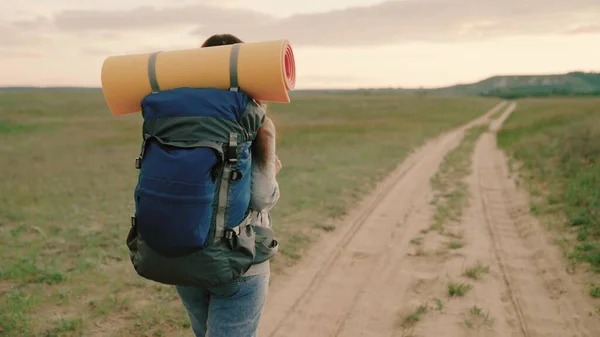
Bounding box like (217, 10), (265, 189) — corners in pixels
(497, 97), (600, 299)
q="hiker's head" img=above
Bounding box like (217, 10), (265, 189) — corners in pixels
(200, 34), (275, 168)
(200, 33), (266, 108)
(201, 34), (244, 48)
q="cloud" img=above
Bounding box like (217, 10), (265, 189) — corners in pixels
(7, 0), (600, 48)
(302, 74), (380, 82)
(80, 46), (115, 56)
(0, 50), (43, 58)
(11, 16), (53, 30)
(0, 23), (49, 46)
(53, 5), (273, 32)
(566, 24), (600, 35)
(79, 42), (194, 57)
(198, 0), (600, 46)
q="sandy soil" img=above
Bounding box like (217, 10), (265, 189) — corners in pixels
(258, 102), (600, 337)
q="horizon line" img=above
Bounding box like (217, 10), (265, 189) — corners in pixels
(1, 70), (598, 92)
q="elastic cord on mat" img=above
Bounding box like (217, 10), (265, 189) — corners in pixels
(147, 51), (161, 93)
(229, 44), (241, 92)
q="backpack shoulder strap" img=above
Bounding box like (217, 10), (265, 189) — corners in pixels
(238, 99), (266, 141)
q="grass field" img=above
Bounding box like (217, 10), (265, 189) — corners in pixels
(497, 97), (600, 298)
(0, 90), (499, 336)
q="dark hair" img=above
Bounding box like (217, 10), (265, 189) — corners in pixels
(201, 34), (244, 48)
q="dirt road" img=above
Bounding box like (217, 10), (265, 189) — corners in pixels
(259, 102), (600, 337)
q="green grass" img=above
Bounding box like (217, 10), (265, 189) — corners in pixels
(446, 240), (464, 250)
(0, 288), (36, 334)
(397, 298), (445, 332)
(0, 121), (39, 134)
(463, 305), (495, 330)
(448, 282), (473, 297)
(497, 97), (600, 278)
(399, 302), (429, 329)
(314, 223), (337, 232)
(410, 236), (424, 245)
(433, 298), (445, 312)
(462, 261), (491, 280)
(429, 124), (489, 233)
(0, 89), (498, 336)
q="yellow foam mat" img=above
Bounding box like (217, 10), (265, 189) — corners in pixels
(101, 39), (296, 116)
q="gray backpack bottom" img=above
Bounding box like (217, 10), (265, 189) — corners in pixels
(126, 213), (279, 288)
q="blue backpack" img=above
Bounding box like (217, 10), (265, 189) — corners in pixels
(126, 49), (278, 287)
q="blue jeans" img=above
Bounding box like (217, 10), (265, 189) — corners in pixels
(176, 272), (270, 337)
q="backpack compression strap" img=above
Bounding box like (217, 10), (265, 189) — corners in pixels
(148, 51), (161, 93)
(214, 132), (243, 241)
(228, 44), (241, 92)
(214, 43), (243, 241)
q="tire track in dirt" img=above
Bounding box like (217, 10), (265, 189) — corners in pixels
(472, 105), (600, 337)
(409, 102), (600, 337)
(398, 102), (519, 337)
(259, 102), (508, 337)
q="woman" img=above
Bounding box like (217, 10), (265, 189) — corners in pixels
(175, 33), (282, 337)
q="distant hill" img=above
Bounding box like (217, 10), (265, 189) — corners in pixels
(287, 72), (600, 98)
(430, 71), (600, 98)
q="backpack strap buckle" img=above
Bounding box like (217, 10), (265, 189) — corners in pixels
(226, 132), (242, 181)
(224, 227), (240, 240)
(230, 170), (243, 182)
(223, 225), (243, 250)
(135, 134), (152, 170)
(227, 133), (238, 165)
(223, 213), (251, 249)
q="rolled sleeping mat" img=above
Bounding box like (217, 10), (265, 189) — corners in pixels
(100, 39), (296, 116)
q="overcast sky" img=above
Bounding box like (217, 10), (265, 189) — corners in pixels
(1, 0), (599, 89)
